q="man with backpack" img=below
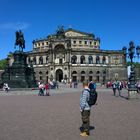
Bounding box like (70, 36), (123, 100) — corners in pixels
(88, 81), (96, 91)
(80, 81), (98, 137)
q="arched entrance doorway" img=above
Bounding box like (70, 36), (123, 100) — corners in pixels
(56, 69), (63, 82)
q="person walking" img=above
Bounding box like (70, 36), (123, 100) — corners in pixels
(117, 81), (122, 96)
(112, 81), (117, 96)
(45, 82), (50, 96)
(3, 83), (10, 92)
(80, 81), (91, 137)
(38, 82), (44, 96)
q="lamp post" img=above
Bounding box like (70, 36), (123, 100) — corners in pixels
(136, 46), (140, 59)
(122, 41), (138, 99)
(136, 46), (140, 81)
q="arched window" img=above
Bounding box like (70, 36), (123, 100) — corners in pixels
(80, 55), (85, 64)
(102, 56), (106, 64)
(46, 56), (48, 64)
(64, 74), (67, 80)
(72, 71), (77, 74)
(89, 71), (93, 81)
(96, 71), (100, 74)
(72, 71), (77, 82)
(39, 71), (42, 75)
(81, 71), (85, 82)
(89, 71), (93, 75)
(39, 71), (43, 80)
(39, 56), (43, 64)
(71, 55), (77, 64)
(81, 71), (85, 75)
(96, 71), (100, 82)
(33, 57), (36, 65)
(96, 56), (100, 64)
(88, 56), (93, 64)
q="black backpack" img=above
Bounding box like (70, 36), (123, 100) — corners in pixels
(85, 89), (98, 106)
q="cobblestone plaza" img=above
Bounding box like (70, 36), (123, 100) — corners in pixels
(0, 84), (140, 140)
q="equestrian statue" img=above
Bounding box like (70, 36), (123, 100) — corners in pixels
(14, 30), (25, 51)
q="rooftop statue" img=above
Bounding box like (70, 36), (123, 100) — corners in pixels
(14, 30), (25, 51)
(56, 26), (65, 38)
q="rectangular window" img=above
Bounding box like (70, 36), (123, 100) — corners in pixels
(73, 41), (76, 44)
(40, 76), (42, 80)
(79, 41), (82, 44)
(89, 76), (92, 81)
(85, 41), (87, 45)
(81, 76), (85, 82)
(59, 59), (63, 64)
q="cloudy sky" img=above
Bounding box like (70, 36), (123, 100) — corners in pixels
(0, 0), (140, 61)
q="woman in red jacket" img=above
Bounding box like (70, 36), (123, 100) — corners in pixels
(45, 82), (50, 96)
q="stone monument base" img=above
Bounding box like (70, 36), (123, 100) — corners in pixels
(128, 89), (138, 99)
(1, 51), (37, 88)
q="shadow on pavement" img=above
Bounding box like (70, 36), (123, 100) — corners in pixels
(79, 126), (95, 132)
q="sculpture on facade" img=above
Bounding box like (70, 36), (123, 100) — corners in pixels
(56, 26), (65, 38)
(14, 30), (25, 51)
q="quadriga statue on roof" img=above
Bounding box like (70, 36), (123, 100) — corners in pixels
(14, 30), (25, 51)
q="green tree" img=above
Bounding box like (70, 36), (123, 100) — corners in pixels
(127, 61), (140, 67)
(0, 59), (8, 69)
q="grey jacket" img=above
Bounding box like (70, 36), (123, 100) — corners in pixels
(80, 87), (90, 112)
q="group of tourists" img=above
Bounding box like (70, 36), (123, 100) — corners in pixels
(38, 81), (50, 96)
(111, 80), (140, 96)
(106, 80), (127, 88)
(38, 80), (60, 96)
(112, 80), (123, 96)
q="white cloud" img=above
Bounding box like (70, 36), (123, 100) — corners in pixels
(0, 22), (30, 30)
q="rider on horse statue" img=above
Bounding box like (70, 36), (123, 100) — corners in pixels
(14, 30), (25, 51)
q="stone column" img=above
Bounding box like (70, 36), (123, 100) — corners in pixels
(48, 50), (53, 63)
(66, 50), (70, 63)
(36, 56), (39, 64)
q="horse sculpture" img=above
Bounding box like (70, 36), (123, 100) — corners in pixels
(14, 30), (25, 51)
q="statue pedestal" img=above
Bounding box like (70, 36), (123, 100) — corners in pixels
(128, 89), (138, 99)
(2, 51), (36, 88)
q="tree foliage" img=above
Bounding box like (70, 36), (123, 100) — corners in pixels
(0, 59), (8, 69)
(127, 61), (140, 68)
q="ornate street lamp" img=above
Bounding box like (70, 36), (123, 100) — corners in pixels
(122, 41), (138, 99)
(128, 41), (135, 64)
(136, 45), (140, 81)
(136, 46), (140, 58)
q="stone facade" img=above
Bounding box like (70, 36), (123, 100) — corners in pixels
(9, 27), (128, 83)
